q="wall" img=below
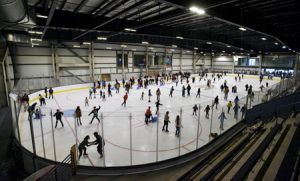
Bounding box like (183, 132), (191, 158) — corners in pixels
(0, 33), (7, 107)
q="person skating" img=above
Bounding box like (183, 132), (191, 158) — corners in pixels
(182, 86), (186, 97)
(140, 92), (144, 100)
(145, 106), (152, 125)
(175, 115), (183, 136)
(28, 103), (37, 121)
(121, 93), (128, 107)
(156, 88), (161, 101)
(214, 96), (219, 109)
(240, 105), (247, 118)
(34, 108), (45, 119)
(204, 105), (210, 119)
(234, 96), (239, 105)
(187, 84), (191, 96)
(89, 89), (93, 99)
(89, 106), (101, 124)
(53, 109), (64, 128)
(224, 87), (229, 100)
(169, 86), (174, 97)
(78, 135), (91, 160)
(218, 111), (227, 130)
(93, 87), (97, 98)
(39, 94), (46, 106)
(44, 87), (48, 98)
(154, 100), (163, 114)
(148, 89), (152, 102)
(193, 104), (198, 115)
(75, 106), (82, 126)
(49, 87), (54, 99)
(91, 132), (105, 158)
(196, 88), (201, 98)
(162, 111), (171, 132)
(233, 104), (240, 119)
(227, 101), (232, 113)
(85, 97), (89, 107)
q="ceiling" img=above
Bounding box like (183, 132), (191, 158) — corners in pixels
(2, 0), (300, 54)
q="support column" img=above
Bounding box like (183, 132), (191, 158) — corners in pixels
(122, 48), (125, 79)
(293, 54), (299, 77)
(192, 50), (196, 73)
(232, 55), (235, 74)
(210, 54), (213, 73)
(54, 43), (59, 79)
(91, 42), (95, 82)
(145, 45), (149, 75)
(2, 48), (10, 105)
(51, 43), (56, 79)
(180, 49), (183, 72)
(259, 54), (263, 74)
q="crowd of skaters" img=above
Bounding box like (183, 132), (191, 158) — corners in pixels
(19, 71), (279, 160)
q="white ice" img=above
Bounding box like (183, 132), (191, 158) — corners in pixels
(17, 73), (280, 167)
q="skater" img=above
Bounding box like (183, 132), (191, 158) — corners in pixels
(187, 84), (191, 96)
(224, 87), (229, 100)
(108, 89), (112, 97)
(89, 106), (101, 124)
(145, 106), (152, 125)
(140, 92), (144, 100)
(85, 97), (89, 107)
(39, 94), (46, 106)
(44, 87), (48, 98)
(33, 108), (45, 119)
(93, 87), (97, 98)
(102, 92), (106, 101)
(234, 96), (239, 105)
(196, 88), (200, 98)
(75, 106), (82, 126)
(162, 111), (171, 132)
(78, 135), (91, 160)
(266, 82), (269, 88)
(193, 104), (198, 115)
(245, 84), (249, 91)
(204, 105), (210, 119)
(260, 85), (264, 92)
(233, 104), (240, 119)
(121, 93), (128, 107)
(218, 111), (227, 130)
(89, 88), (93, 99)
(53, 109), (64, 128)
(227, 101), (232, 113)
(214, 96), (219, 109)
(156, 88), (161, 101)
(27, 103), (37, 120)
(49, 87), (54, 99)
(155, 100), (162, 114)
(182, 86), (186, 97)
(148, 89), (152, 102)
(240, 105), (247, 118)
(175, 115), (183, 136)
(91, 132), (105, 158)
(169, 86), (174, 97)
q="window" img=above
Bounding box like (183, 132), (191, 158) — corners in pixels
(133, 54), (146, 67)
(116, 53), (128, 68)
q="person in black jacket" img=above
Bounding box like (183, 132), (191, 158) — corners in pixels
(92, 132), (105, 158)
(53, 109), (64, 128)
(155, 100), (163, 114)
(49, 87), (54, 99)
(78, 135), (91, 160)
(89, 106), (101, 124)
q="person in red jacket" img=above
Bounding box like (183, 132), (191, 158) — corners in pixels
(145, 106), (152, 125)
(121, 93), (128, 107)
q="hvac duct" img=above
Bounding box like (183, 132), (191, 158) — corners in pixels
(0, 0), (26, 23)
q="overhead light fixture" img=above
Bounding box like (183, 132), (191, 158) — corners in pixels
(30, 38), (42, 42)
(142, 41), (149, 44)
(222, 50), (225, 53)
(232, 52), (235, 54)
(176, 36), (184, 39)
(83, 42), (91, 45)
(172, 45), (177, 48)
(28, 31), (43, 35)
(200, 51), (203, 54)
(97, 37), (107, 40)
(239, 27), (247, 31)
(124, 28), (136, 32)
(206, 42), (212, 45)
(106, 47), (112, 50)
(274, 42), (278, 45)
(186, 50), (191, 53)
(194, 47), (198, 50)
(293, 50), (296, 52)
(226, 45), (231, 48)
(189, 6), (205, 15)
(73, 45), (80, 48)
(149, 47), (154, 50)
(170, 49), (175, 52)
(288, 48), (292, 51)
(250, 50), (254, 52)
(261, 37), (267, 41)
(282, 46), (286, 49)
(36, 14), (48, 19)
(131, 49), (136, 51)
(121, 44), (127, 48)
(240, 48), (244, 50)
(240, 53), (244, 55)
(31, 43), (39, 47)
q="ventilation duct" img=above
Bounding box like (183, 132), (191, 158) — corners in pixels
(0, 0), (26, 23)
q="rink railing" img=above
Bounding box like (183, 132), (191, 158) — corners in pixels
(8, 74), (300, 172)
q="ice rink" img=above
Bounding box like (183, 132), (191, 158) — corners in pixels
(17, 73), (280, 167)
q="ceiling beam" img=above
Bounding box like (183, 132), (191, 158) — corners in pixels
(42, 0), (59, 39)
(132, 5), (172, 21)
(73, 0), (89, 15)
(94, 0), (122, 16)
(59, 0), (67, 10)
(123, 2), (159, 19)
(72, 0), (153, 40)
(89, 1), (108, 15)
